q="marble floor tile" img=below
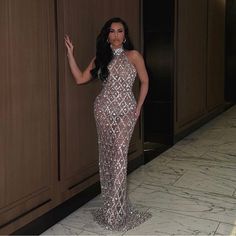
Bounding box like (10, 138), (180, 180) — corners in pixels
(210, 141), (236, 156)
(41, 223), (83, 235)
(214, 222), (236, 236)
(127, 160), (185, 188)
(148, 151), (176, 163)
(79, 230), (103, 235)
(173, 133), (232, 157)
(123, 208), (218, 235)
(220, 130), (236, 143)
(203, 118), (235, 130)
(169, 141), (210, 158)
(129, 183), (236, 226)
(205, 114), (236, 130)
(165, 153), (236, 170)
(127, 154), (175, 191)
(233, 190), (236, 198)
(54, 208), (117, 235)
(78, 229), (124, 236)
(159, 152), (236, 197)
(173, 165), (236, 196)
(201, 151), (236, 165)
(179, 128), (227, 143)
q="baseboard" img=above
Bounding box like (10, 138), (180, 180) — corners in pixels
(174, 102), (235, 143)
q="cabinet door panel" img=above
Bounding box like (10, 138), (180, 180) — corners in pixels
(57, 0), (100, 195)
(0, 0), (8, 209)
(0, 0), (57, 228)
(207, 0), (225, 110)
(175, 0), (208, 129)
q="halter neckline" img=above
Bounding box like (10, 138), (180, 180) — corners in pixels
(111, 46), (124, 56)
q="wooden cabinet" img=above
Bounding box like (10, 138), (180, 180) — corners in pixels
(0, 0), (57, 234)
(175, 0), (208, 130)
(143, 0), (226, 145)
(226, 0), (236, 101)
(174, 0), (226, 134)
(207, 0), (225, 110)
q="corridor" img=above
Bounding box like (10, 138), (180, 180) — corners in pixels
(42, 105), (236, 235)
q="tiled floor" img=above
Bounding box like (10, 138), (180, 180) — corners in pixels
(42, 105), (236, 236)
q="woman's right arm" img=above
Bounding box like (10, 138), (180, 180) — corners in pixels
(65, 34), (94, 85)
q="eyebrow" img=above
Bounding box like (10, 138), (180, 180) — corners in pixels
(110, 28), (124, 31)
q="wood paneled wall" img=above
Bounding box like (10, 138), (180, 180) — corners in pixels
(0, 0), (57, 233)
(0, 0), (142, 234)
(174, 0), (226, 134)
(143, 0), (226, 144)
(207, 0), (225, 110)
(226, 0), (236, 101)
(175, 0), (207, 129)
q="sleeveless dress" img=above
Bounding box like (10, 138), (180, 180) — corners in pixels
(92, 47), (152, 232)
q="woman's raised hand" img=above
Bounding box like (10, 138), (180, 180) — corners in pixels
(64, 34), (74, 56)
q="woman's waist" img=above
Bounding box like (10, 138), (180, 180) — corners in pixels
(102, 87), (134, 95)
(95, 91), (136, 104)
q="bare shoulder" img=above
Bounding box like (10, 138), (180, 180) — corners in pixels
(126, 50), (142, 58)
(125, 50), (143, 65)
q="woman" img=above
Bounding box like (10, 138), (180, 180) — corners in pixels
(65, 17), (151, 232)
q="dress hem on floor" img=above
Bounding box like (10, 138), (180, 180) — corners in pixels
(90, 207), (152, 232)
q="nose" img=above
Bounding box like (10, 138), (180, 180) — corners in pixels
(114, 31), (119, 37)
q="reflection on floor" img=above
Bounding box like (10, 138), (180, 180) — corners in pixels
(42, 105), (236, 235)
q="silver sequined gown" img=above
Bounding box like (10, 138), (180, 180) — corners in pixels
(92, 47), (152, 232)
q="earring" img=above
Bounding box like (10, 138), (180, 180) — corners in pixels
(123, 38), (126, 43)
(107, 39), (109, 43)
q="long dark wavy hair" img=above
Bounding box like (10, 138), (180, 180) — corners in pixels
(90, 17), (134, 81)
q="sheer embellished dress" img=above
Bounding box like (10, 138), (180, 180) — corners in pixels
(92, 47), (152, 232)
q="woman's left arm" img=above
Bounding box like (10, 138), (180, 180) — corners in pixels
(132, 50), (149, 118)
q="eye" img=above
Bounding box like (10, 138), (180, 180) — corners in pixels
(118, 29), (123, 33)
(109, 29), (115, 33)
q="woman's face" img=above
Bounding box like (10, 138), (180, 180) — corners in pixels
(108, 22), (125, 49)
